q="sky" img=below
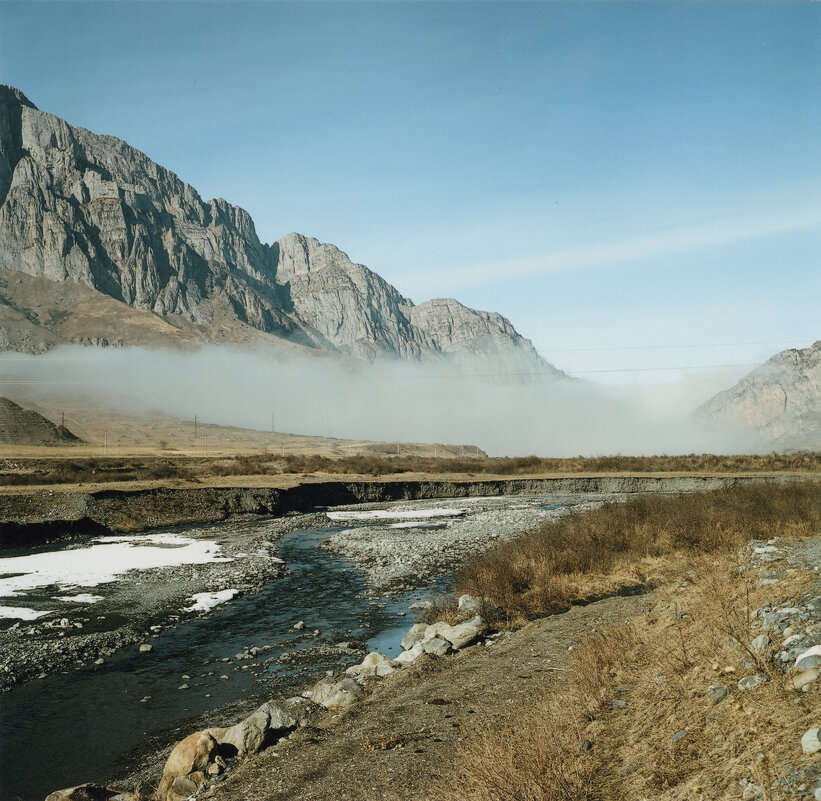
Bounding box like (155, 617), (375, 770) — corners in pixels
(1, 0), (819, 383)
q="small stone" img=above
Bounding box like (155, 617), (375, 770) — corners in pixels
(178, 683), (189, 690)
(612, 700), (627, 709)
(737, 675), (765, 692)
(579, 739), (593, 752)
(672, 730), (687, 742)
(139, 644), (153, 654)
(93, 658), (104, 665)
(706, 683), (729, 705)
(801, 727), (821, 755)
(791, 669), (819, 691)
(750, 634), (770, 653)
(796, 654), (821, 672)
(293, 621), (306, 631)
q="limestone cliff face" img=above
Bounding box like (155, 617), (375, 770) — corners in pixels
(697, 341), (821, 448)
(0, 85), (560, 375)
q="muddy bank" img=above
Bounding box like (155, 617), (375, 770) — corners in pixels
(0, 474), (809, 546)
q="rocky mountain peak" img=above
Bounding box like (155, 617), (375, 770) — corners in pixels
(0, 85), (563, 377)
(698, 340), (821, 448)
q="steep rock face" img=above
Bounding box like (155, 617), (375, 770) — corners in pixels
(0, 85), (560, 374)
(698, 341), (821, 448)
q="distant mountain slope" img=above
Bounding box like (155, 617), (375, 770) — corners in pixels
(0, 397), (82, 445)
(0, 85), (562, 377)
(697, 341), (821, 449)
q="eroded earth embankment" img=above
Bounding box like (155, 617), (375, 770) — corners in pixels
(0, 474), (807, 546)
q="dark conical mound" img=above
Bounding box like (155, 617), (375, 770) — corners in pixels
(0, 397), (82, 445)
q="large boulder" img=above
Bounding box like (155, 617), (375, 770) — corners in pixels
(422, 616), (488, 650)
(311, 676), (364, 710)
(156, 731), (217, 800)
(221, 700), (298, 756)
(422, 636), (452, 657)
(394, 642), (425, 665)
(346, 652), (395, 679)
(400, 623), (428, 651)
(444, 616), (489, 649)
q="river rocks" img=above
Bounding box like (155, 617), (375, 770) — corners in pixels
(444, 616), (489, 649)
(156, 731), (217, 800)
(422, 636), (452, 657)
(401, 623), (428, 651)
(44, 784), (126, 801)
(394, 642), (425, 665)
(346, 651), (395, 679)
(311, 676), (364, 710)
(221, 700), (298, 756)
(138, 644), (152, 654)
(802, 728), (821, 755)
(749, 634), (770, 653)
(167, 777), (198, 800)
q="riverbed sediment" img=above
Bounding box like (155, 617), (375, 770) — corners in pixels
(1, 473), (810, 546)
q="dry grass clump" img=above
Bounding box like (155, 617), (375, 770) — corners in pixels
(456, 482), (821, 622)
(441, 553), (821, 801)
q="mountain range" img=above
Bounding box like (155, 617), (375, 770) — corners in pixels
(0, 84), (817, 450)
(0, 84), (560, 378)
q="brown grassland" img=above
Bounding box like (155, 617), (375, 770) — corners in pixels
(434, 482), (821, 800)
(2, 452), (821, 488)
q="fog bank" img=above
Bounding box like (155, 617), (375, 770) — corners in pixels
(0, 345), (761, 457)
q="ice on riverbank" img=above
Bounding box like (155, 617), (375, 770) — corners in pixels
(55, 594), (104, 604)
(0, 533), (233, 599)
(0, 606), (53, 620)
(327, 508), (464, 522)
(185, 589), (240, 612)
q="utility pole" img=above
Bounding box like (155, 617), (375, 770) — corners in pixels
(60, 411), (65, 428)
(271, 412), (275, 434)
(194, 415), (198, 439)
(204, 432), (208, 458)
(104, 429), (107, 457)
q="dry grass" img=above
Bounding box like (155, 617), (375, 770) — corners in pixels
(441, 551), (820, 801)
(2, 452), (821, 488)
(455, 482), (821, 624)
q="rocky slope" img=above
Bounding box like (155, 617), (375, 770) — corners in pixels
(0, 85), (560, 375)
(698, 341), (821, 448)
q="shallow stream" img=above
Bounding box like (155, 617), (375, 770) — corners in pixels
(0, 493), (585, 801)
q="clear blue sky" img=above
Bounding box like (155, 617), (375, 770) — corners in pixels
(1, 1), (818, 382)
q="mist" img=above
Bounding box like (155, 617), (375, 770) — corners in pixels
(0, 345), (763, 457)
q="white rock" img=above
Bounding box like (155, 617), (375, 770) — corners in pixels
(394, 643), (425, 665)
(802, 727), (821, 755)
(795, 645), (821, 669)
(400, 623), (428, 651)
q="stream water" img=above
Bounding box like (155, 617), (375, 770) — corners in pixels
(0, 493), (590, 801)
(0, 525), (447, 801)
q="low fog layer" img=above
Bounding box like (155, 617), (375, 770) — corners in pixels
(0, 346), (762, 457)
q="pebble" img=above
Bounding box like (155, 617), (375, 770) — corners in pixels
(139, 644), (153, 654)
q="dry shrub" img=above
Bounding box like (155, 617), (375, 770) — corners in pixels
(443, 552), (820, 801)
(457, 482), (821, 621)
(439, 700), (600, 801)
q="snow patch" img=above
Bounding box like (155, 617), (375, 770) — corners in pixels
(55, 594), (104, 604)
(389, 521), (449, 530)
(327, 508), (464, 522)
(0, 533), (232, 599)
(186, 589), (240, 613)
(0, 606), (53, 620)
